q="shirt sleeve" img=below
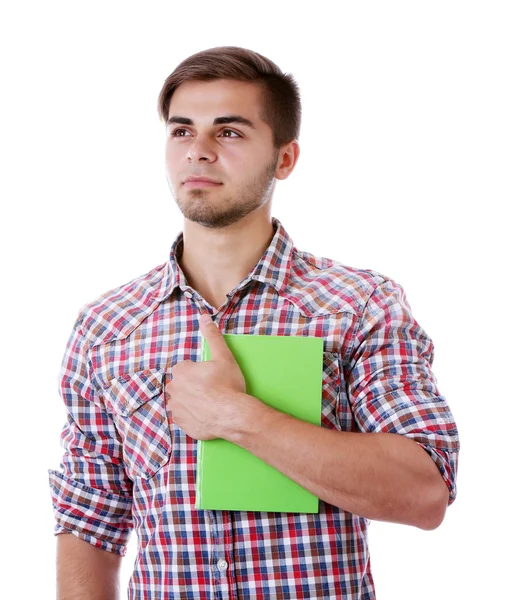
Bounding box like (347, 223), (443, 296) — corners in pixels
(346, 278), (460, 506)
(48, 310), (134, 555)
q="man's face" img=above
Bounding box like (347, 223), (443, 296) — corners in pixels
(165, 79), (281, 229)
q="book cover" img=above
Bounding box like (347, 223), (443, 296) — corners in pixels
(195, 333), (323, 513)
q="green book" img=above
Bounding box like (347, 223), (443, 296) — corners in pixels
(195, 333), (324, 513)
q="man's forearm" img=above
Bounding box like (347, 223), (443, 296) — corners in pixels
(57, 533), (122, 599)
(223, 394), (449, 530)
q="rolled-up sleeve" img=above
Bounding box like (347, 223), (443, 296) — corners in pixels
(347, 278), (460, 506)
(48, 311), (133, 555)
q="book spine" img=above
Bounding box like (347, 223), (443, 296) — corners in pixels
(194, 335), (208, 509)
(195, 439), (204, 509)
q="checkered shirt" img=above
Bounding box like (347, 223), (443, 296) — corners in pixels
(48, 216), (460, 599)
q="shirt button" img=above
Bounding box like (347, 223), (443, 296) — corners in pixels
(217, 558), (228, 571)
(183, 290), (193, 298)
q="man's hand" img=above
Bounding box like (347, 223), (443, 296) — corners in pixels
(164, 313), (248, 440)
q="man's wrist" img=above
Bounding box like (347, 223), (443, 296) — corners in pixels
(219, 392), (270, 444)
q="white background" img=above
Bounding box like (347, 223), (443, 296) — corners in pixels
(1, 1), (506, 598)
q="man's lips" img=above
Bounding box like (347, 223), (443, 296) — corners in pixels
(183, 177), (223, 188)
(183, 176), (222, 184)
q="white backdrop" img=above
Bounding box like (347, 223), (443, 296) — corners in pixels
(1, 1), (506, 598)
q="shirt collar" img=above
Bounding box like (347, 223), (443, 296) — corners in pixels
(152, 216), (294, 303)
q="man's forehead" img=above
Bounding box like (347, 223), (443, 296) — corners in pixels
(169, 79), (263, 121)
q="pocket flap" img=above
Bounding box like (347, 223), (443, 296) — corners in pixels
(104, 369), (165, 417)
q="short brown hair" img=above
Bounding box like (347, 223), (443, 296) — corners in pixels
(157, 46), (301, 150)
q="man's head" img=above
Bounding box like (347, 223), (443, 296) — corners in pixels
(157, 46), (301, 229)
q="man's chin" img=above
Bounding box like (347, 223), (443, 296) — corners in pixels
(181, 206), (260, 229)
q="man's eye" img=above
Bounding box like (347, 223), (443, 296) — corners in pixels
(171, 129), (189, 137)
(220, 129), (240, 138)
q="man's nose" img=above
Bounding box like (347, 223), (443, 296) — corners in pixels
(187, 137), (217, 162)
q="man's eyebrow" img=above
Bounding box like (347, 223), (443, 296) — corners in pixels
(167, 115), (256, 129)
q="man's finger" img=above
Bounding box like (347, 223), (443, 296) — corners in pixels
(199, 313), (233, 361)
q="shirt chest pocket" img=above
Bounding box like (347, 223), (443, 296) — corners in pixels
(102, 369), (172, 480)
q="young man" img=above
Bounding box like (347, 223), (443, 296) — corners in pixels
(49, 46), (460, 599)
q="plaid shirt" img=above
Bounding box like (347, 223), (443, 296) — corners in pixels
(48, 216), (460, 599)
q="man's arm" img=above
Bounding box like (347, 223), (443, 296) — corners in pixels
(57, 533), (121, 600)
(224, 396), (449, 530)
(49, 310), (134, 596)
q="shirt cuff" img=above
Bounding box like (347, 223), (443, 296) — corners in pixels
(414, 443), (459, 507)
(48, 469), (133, 556)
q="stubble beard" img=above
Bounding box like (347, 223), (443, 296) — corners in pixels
(172, 151), (279, 229)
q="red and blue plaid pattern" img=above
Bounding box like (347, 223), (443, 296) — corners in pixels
(48, 217), (460, 599)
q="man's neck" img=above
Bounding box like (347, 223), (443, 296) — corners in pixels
(178, 215), (275, 311)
